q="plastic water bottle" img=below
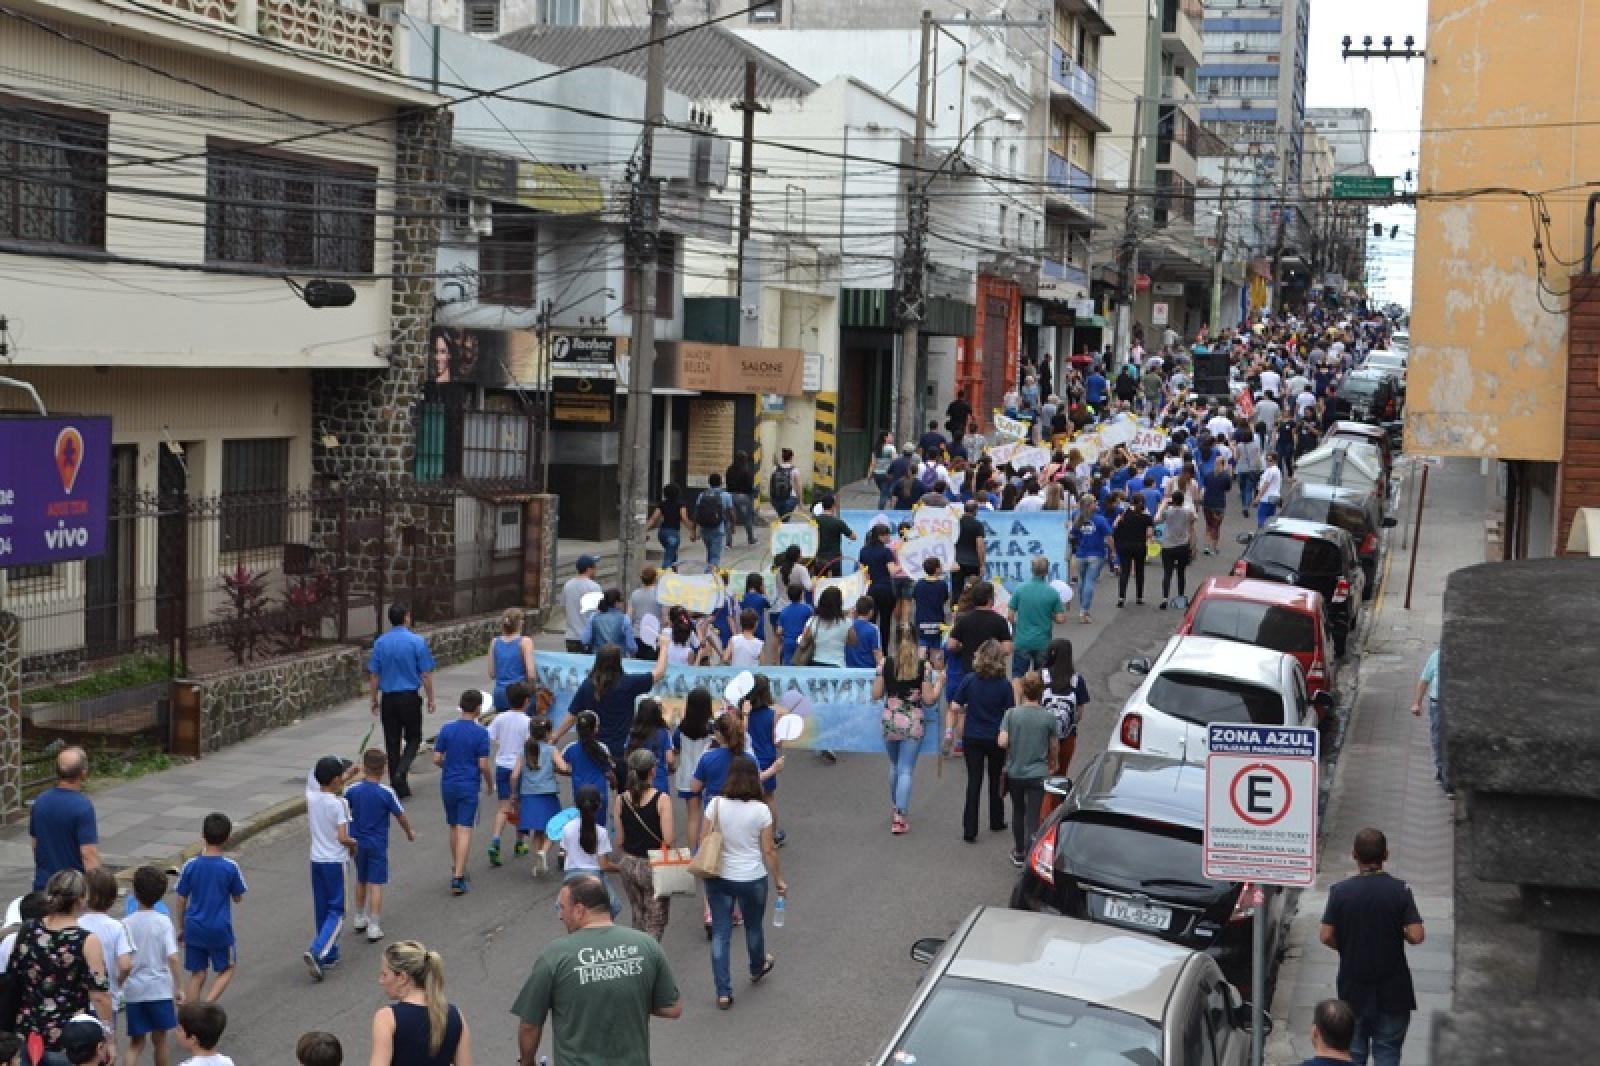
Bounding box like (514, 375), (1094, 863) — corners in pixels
(772, 894), (786, 927)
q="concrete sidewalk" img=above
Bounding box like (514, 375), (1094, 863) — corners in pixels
(1267, 456), (1491, 1064)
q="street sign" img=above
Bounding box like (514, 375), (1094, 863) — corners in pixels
(1152, 301), (1169, 326)
(1203, 724), (1319, 886)
(0, 415), (112, 568)
(1332, 175), (1397, 199)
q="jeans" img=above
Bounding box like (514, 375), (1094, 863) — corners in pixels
(1237, 470), (1260, 511)
(775, 495), (800, 519)
(1350, 1011), (1410, 1066)
(1116, 552), (1146, 602)
(659, 527), (681, 570)
(702, 528), (726, 572)
(1076, 555), (1105, 612)
(1011, 647), (1047, 678)
(1257, 499), (1279, 529)
(1428, 697), (1451, 791)
(1007, 776), (1045, 855)
(884, 736), (919, 813)
(379, 691), (422, 798)
(1160, 545), (1191, 600)
(961, 737), (1007, 840)
(874, 475), (893, 510)
(706, 875), (769, 999)
(730, 493), (757, 545)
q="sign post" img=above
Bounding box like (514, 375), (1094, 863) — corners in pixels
(1204, 724), (1319, 1066)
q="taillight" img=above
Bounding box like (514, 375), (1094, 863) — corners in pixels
(1360, 533), (1377, 555)
(1120, 713), (1143, 749)
(1332, 578), (1350, 604)
(1385, 398), (1396, 418)
(1232, 561), (1247, 577)
(1230, 882), (1265, 923)
(1029, 824), (1057, 885)
(1308, 659), (1327, 683)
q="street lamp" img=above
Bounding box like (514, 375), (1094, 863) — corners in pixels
(920, 111), (1024, 191)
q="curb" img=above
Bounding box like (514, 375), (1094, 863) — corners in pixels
(110, 795), (310, 884)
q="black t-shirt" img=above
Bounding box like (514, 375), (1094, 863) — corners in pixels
(1321, 872), (1422, 1015)
(955, 515), (986, 566)
(815, 514), (853, 560)
(945, 399), (972, 434)
(725, 464), (755, 495)
(1113, 510), (1154, 551)
(656, 497), (682, 530)
(884, 657), (928, 702)
(948, 609), (1012, 671)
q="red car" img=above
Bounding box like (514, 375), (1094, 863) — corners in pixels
(1178, 577), (1337, 707)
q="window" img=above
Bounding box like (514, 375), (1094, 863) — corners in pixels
(477, 208), (536, 306)
(537, 0), (579, 24)
(749, 0), (781, 20)
(466, 0), (500, 33)
(221, 438), (290, 552)
(3, 563), (54, 581)
(1190, 600), (1317, 654)
(1008, 145), (1018, 175)
(623, 233), (675, 318)
(494, 505), (522, 554)
(1146, 673), (1284, 725)
(998, 205), (1008, 245)
(206, 143), (376, 273)
(0, 101), (107, 249)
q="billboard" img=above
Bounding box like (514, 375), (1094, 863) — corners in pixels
(0, 415), (112, 568)
(427, 327), (540, 388)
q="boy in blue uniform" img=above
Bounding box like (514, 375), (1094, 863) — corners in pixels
(174, 813), (247, 1003)
(432, 689), (493, 896)
(913, 558), (950, 664)
(344, 749), (415, 943)
(775, 584), (814, 666)
(304, 755), (357, 981)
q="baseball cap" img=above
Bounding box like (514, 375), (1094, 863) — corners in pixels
(576, 554), (599, 572)
(59, 1016), (107, 1064)
(313, 755), (349, 786)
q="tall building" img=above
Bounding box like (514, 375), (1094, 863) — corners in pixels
(1305, 106), (1374, 177)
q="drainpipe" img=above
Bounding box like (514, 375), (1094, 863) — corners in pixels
(1583, 192), (1600, 275)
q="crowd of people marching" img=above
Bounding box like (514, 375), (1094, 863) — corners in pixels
(5, 298), (1399, 1066)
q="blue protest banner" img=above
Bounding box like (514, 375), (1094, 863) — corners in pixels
(533, 652), (939, 756)
(838, 510), (1071, 590)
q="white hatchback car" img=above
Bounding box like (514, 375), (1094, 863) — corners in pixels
(1109, 634), (1326, 765)
(1364, 350), (1407, 389)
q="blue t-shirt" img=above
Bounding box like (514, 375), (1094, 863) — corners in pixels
(345, 780), (405, 850)
(777, 602), (814, 663)
(746, 706), (778, 769)
(175, 854), (248, 948)
(434, 718), (490, 792)
(1108, 466), (1133, 492)
(913, 578), (949, 630)
(859, 540), (896, 587)
(563, 741), (616, 804)
(570, 672), (655, 767)
(1203, 469), (1233, 510)
(29, 787), (98, 891)
(692, 745), (742, 800)
(1140, 485), (1166, 515)
(367, 626), (436, 693)
(519, 744), (560, 796)
(1085, 373), (1108, 406)
(845, 619), (881, 669)
(740, 592), (772, 639)
(954, 675), (1014, 742)
(1072, 514), (1114, 559)
(632, 726), (673, 794)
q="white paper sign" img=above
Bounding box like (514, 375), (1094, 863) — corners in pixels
(656, 571), (725, 615)
(769, 519), (819, 561)
(992, 411), (1030, 439)
(910, 503), (962, 542)
(1131, 427), (1170, 454)
(814, 569), (865, 607)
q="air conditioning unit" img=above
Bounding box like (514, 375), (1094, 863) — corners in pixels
(1240, 99), (1254, 110)
(376, 1), (404, 23)
(1233, 41), (1247, 51)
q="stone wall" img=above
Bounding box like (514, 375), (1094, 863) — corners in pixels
(0, 614), (22, 821)
(196, 613), (502, 753)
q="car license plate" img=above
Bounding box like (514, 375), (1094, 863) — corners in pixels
(1103, 898), (1172, 931)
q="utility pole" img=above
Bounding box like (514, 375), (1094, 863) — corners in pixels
(1113, 92), (1145, 371)
(616, 0), (669, 595)
(1210, 158), (1231, 332)
(895, 9), (933, 445)
(733, 59), (769, 287)
(1269, 159), (1290, 314)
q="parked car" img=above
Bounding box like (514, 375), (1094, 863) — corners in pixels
(1109, 634), (1326, 764)
(1234, 517), (1367, 656)
(1325, 420), (1397, 498)
(1011, 752), (1290, 994)
(1364, 350), (1408, 390)
(1280, 483), (1395, 596)
(882, 906), (1266, 1066)
(1179, 575), (1338, 700)
(1390, 332), (1410, 353)
(1336, 368), (1403, 436)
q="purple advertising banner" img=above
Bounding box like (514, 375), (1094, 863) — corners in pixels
(0, 415), (112, 568)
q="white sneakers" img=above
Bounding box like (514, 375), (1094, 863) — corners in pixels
(531, 850), (550, 878)
(366, 922), (384, 942)
(352, 913), (369, 932)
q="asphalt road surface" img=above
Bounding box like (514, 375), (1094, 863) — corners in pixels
(185, 544), (1265, 1065)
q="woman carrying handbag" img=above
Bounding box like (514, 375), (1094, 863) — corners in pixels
(613, 749), (678, 942)
(875, 625), (941, 835)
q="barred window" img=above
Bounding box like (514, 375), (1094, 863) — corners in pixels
(221, 438), (290, 552)
(0, 102), (107, 249)
(477, 208), (537, 306)
(205, 144), (376, 273)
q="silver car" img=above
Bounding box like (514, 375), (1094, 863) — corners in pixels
(876, 906), (1268, 1066)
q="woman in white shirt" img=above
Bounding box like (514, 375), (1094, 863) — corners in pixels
(804, 586), (851, 668)
(560, 785), (621, 918)
(700, 757), (785, 1010)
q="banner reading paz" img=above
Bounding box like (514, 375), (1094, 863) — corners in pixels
(839, 509), (1071, 590)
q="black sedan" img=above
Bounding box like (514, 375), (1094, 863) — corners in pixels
(1011, 752), (1287, 994)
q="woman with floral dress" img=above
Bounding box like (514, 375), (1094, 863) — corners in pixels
(13, 870), (112, 1056)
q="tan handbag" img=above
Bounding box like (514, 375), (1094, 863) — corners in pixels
(793, 619), (816, 666)
(688, 798), (726, 880)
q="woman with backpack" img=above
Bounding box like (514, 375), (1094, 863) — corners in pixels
(876, 625), (941, 834)
(1038, 639), (1091, 773)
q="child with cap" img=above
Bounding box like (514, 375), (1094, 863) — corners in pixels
(123, 866), (181, 1066)
(53, 1016), (109, 1066)
(344, 749), (415, 943)
(174, 813), (246, 1003)
(303, 756), (356, 981)
(431, 689), (492, 896)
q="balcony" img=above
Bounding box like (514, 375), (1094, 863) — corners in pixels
(1161, 75), (1196, 106)
(1050, 44), (1110, 130)
(1160, 0), (1204, 66)
(1047, 151), (1095, 218)
(1042, 257), (1090, 294)
(145, 0), (401, 71)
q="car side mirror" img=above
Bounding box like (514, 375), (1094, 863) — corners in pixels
(1237, 532), (1254, 544)
(1383, 516), (1398, 527)
(910, 937), (945, 965)
(1232, 1003), (1274, 1035)
(1312, 690), (1335, 710)
(1127, 657), (1152, 675)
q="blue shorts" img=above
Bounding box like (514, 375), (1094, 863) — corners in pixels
(125, 999), (178, 1038)
(353, 843), (389, 885)
(495, 765), (514, 801)
(518, 793), (561, 835)
(918, 631), (943, 651)
(184, 941), (235, 975)
(441, 785), (479, 828)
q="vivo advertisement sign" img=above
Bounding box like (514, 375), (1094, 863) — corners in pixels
(0, 416), (112, 568)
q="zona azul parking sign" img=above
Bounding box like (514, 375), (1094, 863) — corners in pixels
(1203, 724), (1319, 887)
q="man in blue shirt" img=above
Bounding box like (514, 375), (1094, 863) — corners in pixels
(29, 747), (99, 890)
(1085, 366), (1109, 410)
(367, 604), (437, 800)
(1301, 999), (1357, 1066)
